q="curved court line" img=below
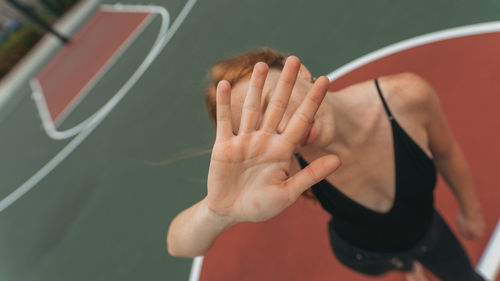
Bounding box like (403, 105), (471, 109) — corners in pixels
(0, 0), (197, 212)
(189, 256), (204, 281)
(326, 21), (500, 81)
(478, 220), (500, 280)
(38, 6), (156, 128)
(31, 79), (90, 139)
(31, 5), (168, 140)
(188, 21), (500, 281)
(50, 8), (156, 127)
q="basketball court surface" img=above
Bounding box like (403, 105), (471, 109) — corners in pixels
(0, 0), (499, 280)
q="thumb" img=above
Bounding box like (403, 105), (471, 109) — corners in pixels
(285, 155), (341, 199)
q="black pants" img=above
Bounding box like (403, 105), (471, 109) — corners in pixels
(329, 212), (484, 281)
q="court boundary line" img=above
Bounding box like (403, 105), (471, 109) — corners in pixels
(478, 220), (500, 280)
(53, 8), (155, 126)
(189, 256), (204, 281)
(30, 6), (166, 140)
(325, 20), (500, 281)
(326, 21), (500, 81)
(0, 0), (197, 214)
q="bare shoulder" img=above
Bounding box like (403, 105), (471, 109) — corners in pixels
(336, 72), (435, 103)
(333, 73), (440, 123)
(378, 72), (438, 117)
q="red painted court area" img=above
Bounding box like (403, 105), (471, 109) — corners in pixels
(200, 32), (500, 280)
(36, 9), (151, 123)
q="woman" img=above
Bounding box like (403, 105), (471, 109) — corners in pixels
(167, 49), (486, 281)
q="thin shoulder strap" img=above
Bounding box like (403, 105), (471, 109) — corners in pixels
(295, 154), (309, 168)
(374, 79), (394, 120)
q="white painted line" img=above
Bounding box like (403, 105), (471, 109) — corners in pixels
(477, 219), (500, 281)
(30, 79), (80, 140)
(326, 21), (500, 82)
(53, 10), (155, 126)
(0, 0), (100, 115)
(324, 20), (500, 281)
(31, 7), (161, 140)
(189, 256), (204, 281)
(0, 0), (197, 212)
(100, 4), (166, 14)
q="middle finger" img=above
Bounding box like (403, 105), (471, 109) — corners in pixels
(260, 56), (301, 133)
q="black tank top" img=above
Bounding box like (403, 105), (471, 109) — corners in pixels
(297, 79), (437, 252)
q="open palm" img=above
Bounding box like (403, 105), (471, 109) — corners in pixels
(206, 57), (341, 224)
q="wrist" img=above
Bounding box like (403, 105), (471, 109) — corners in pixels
(199, 198), (238, 230)
(460, 201), (482, 219)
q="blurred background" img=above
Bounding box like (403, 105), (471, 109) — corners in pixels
(0, 0), (499, 281)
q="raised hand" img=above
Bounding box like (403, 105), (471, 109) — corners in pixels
(206, 56), (341, 224)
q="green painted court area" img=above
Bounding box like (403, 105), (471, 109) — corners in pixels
(0, 0), (499, 280)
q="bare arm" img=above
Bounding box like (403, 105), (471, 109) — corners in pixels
(166, 57), (341, 257)
(167, 198), (235, 257)
(422, 77), (485, 238)
(432, 142), (479, 215)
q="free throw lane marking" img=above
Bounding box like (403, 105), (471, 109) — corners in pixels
(0, 0), (197, 213)
(31, 6), (164, 140)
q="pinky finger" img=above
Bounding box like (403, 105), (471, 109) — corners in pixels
(216, 80), (234, 141)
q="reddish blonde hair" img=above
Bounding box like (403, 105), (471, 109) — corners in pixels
(204, 48), (316, 201)
(205, 48), (286, 125)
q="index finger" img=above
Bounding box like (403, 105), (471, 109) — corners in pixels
(282, 76), (329, 143)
